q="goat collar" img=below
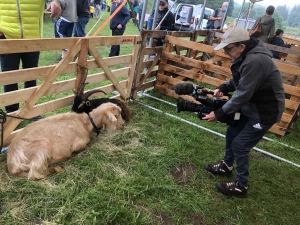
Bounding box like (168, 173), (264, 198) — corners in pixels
(88, 113), (100, 136)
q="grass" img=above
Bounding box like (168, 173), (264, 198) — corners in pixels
(1, 11), (300, 225)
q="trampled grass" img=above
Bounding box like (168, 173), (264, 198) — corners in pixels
(0, 11), (300, 225)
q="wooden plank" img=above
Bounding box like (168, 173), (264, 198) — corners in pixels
(268, 125), (286, 136)
(89, 35), (137, 46)
(265, 44), (300, 57)
(165, 35), (229, 59)
(142, 47), (162, 55)
(138, 80), (156, 91)
(275, 62), (300, 76)
(131, 31), (150, 99)
(283, 84), (300, 97)
(0, 38), (79, 54)
(282, 37), (300, 46)
(126, 36), (140, 100)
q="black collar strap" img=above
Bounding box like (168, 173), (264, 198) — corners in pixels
(88, 113), (100, 136)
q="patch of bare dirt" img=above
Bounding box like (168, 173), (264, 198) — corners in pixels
(186, 214), (206, 225)
(170, 162), (197, 184)
(155, 211), (174, 225)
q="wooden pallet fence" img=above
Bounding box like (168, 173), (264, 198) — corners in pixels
(131, 30), (209, 99)
(154, 34), (300, 137)
(0, 35), (140, 145)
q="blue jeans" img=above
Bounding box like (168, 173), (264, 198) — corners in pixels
(1, 51), (40, 113)
(108, 29), (124, 57)
(223, 114), (273, 187)
(74, 16), (90, 37)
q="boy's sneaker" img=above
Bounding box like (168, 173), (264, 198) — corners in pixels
(216, 178), (248, 198)
(205, 160), (232, 177)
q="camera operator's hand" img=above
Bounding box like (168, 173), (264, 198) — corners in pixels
(202, 111), (217, 122)
(213, 89), (224, 97)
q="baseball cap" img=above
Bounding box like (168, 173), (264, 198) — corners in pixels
(160, 0), (168, 2)
(214, 26), (250, 51)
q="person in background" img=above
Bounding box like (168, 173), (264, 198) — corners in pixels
(0, 0), (61, 120)
(94, 0), (102, 18)
(254, 5), (275, 43)
(107, 0), (112, 12)
(74, 0), (90, 38)
(54, 0), (77, 61)
(108, 0), (130, 57)
(269, 29), (285, 59)
(206, 2), (228, 30)
(203, 26), (285, 198)
(153, 0), (175, 46)
(90, 5), (95, 18)
(138, 0), (144, 27)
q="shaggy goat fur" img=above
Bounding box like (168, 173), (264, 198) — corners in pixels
(7, 103), (124, 180)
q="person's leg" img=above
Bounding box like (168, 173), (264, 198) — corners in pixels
(204, 115), (248, 177)
(62, 22), (75, 58)
(109, 30), (124, 57)
(1, 53), (21, 112)
(231, 119), (273, 187)
(74, 16), (89, 38)
(21, 52), (40, 88)
(223, 115), (249, 167)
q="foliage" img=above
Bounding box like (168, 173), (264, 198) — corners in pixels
(273, 12), (285, 30)
(287, 5), (300, 28)
(276, 5), (289, 21)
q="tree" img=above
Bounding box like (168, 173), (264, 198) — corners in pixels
(287, 5), (300, 27)
(272, 12), (284, 30)
(276, 5), (288, 22)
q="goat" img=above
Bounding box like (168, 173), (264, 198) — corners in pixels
(71, 83), (132, 122)
(7, 102), (124, 180)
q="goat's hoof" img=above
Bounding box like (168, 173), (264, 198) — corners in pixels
(54, 166), (64, 173)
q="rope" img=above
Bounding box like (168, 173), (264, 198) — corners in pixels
(0, 109), (37, 153)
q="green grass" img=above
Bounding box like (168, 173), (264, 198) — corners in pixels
(1, 11), (300, 225)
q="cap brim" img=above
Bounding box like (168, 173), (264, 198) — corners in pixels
(214, 42), (230, 51)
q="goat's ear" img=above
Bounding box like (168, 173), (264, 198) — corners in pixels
(107, 112), (117, 121)
(72, 89), (77, 95)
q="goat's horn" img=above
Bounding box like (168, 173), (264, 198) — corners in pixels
(82, 89), (107, 100)
(77, 82), (89, 96)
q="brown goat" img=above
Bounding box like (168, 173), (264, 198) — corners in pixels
(7, 103), (124, 180)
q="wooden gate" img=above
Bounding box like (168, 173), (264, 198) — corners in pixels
(0, 35), (140, 145)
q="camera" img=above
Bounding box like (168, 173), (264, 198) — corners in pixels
(176, 85), (229, 120)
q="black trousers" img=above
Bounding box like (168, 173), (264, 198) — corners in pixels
(108, 29), (125, 57)
(1, 51), (40, 113)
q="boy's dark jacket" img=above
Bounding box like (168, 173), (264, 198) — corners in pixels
(110, 2), (130, 31)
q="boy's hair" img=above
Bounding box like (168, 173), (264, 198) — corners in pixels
(275, 29), (284, 36)
(266, 5), (275, 15)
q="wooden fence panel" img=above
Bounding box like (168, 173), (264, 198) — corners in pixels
(0, 36), (140, 145)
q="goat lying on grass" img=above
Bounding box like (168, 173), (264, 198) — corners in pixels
(7, 103), (124, 180)
(71, 86), (132, 122)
